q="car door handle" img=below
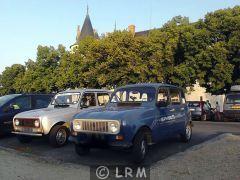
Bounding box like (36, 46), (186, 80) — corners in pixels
(169, 109), (175, 112)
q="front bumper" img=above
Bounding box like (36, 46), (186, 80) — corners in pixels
(13, 126), (43, 136)
(223, 110), (240, 120)
(69, 133), (132, 149)
(12, 131), (43, 136)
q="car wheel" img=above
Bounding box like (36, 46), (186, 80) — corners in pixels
(132, 131), (148, 163)
(17, 135), (32, 143)
(49, 125), (69, 147)
(75, 144), (90, 156)
(181, 123), (192, 142)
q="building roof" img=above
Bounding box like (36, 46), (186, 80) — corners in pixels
(135, 30), (150, 37)
(77, 13), (94, 42)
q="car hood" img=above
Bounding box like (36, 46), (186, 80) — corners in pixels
(74, 105), (154, 121)
(14, 107), (78, 119)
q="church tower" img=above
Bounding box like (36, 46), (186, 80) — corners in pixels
(71, 6), (98, 51)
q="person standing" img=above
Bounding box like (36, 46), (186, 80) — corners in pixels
(215, 101), (221, 121)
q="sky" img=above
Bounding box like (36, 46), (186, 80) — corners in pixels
(0, 0), (239, 73)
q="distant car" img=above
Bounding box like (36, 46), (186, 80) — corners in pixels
(188, 101), (213, 121)
(12, 89), (111, 147)
(70, 83), (192, 163)
(223, 85), (240, 121)
(0, 94), (53, 135)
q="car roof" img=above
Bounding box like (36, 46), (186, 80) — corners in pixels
(116, 83), (179, 89)
(59, 89), (112, 94)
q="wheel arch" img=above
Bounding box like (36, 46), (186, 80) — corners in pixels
(132, 126), (152, 145)
(48, 121), (69, 135)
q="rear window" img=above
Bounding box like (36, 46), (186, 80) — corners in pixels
(226, 94), (240, 104)
(188, 102), (200, 107)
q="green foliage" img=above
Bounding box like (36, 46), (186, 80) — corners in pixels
(0, 6), (240, 95)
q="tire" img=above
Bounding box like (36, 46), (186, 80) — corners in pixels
(17, 135), (32, 143)
(75, 144), (90, 156)
(132, 131), (148, 164)
(180, 123), (192, 143)
(49, 125), (69, 148)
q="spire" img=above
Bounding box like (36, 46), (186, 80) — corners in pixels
(78, 5), (94, 41)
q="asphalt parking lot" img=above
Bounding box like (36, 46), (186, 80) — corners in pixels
(0, 121), (239, 166)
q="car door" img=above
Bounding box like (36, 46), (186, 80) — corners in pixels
(169, 88), (184, 133)
(152, 87), (172, 141)
(2, 95), (31, 130)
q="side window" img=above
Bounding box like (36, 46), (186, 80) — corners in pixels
(97, 93), (110, 106)
(81, 93), (96, 107)
(157, 88), (169, 107)
(180, 90), (186, 104)
(12, 96), (31, 110)
(170, 88), (181, 105)
(34, 96), (51, 109)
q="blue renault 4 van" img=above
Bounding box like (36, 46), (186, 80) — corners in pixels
(70, 83), (192, 163)
(0, 94), (53, 134)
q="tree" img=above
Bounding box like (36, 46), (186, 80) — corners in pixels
(0, 64), (25, 95)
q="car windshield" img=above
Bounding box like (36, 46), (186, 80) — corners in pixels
(52, 93), (81, 105)
(0, 94), (20, 107)
(226, 94), (240, 104)
(110, 87), (156, 103)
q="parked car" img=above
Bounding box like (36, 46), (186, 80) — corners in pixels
(188, 101), (213, 121)
(0, 94), (53, 135)
(70, 83), (192, 163)
(223, 85), (240, 121)
(12, 89), (111, 147)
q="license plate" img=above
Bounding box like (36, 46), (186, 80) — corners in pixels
(190, 108), (195, 111)
(21, 127), (33, 133)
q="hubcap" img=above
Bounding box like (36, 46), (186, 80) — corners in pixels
(186, 125), (191, 139)
(140, 140), (146, 156)
(56, 129), (67, 145)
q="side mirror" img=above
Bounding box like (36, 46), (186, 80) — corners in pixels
(156, 101), (168, 107)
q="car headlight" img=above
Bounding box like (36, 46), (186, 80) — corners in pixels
(15, 119), (20, 126)
(108, 122), (120, 133)
(34, 120), (40, 128)
(73, 120), (82, 131)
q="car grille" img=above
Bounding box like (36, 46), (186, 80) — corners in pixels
(82, 121), (109, 133)
(15, 118), (38, 127)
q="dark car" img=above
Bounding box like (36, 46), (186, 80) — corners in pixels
(70, 83), (192, 163)
(188, 101), (213, 121)
(0, 94), (53, 134)
(223, 86), (240, 121)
